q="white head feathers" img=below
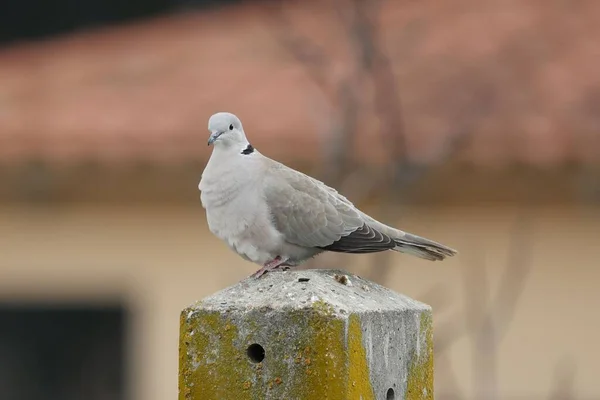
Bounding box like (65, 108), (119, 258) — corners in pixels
(207, 112), (249, 149)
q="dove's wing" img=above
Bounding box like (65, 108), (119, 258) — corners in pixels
(263, 162), (396, 253)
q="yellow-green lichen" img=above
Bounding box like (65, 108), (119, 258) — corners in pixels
(179, 309), (257, 400)
(287, 307), (346, 399)
(178, 312), (191, 400)
(311, 299), (335, 315)
(347, 314), (375, 400)
(406, 311), (434, 400)
(179, 301), (377, 400)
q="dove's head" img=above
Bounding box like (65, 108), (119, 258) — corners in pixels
(207, 112), (248, 149)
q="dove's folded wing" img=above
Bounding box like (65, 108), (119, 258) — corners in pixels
(263, 164), (396, 253)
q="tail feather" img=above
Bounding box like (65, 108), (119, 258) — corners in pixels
(392, 232), (458, 261)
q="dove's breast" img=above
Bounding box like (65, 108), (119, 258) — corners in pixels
(199, 160), (284, 265)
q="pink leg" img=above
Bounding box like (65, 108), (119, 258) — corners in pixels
(250, 256), (289, 278)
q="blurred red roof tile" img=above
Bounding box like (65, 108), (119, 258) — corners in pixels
(0, 0), (599, 167)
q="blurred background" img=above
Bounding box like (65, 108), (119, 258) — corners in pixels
(1, 0), (599, 399)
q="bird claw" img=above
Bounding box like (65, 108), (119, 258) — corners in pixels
(250, 256), (288, 278)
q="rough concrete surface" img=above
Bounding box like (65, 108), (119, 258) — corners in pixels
(179, 269), (433, 400)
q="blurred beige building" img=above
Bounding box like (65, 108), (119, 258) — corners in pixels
(1, 1), (599, 399)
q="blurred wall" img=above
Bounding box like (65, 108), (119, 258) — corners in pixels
(1, 204), (599, 399)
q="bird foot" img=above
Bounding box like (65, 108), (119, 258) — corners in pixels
(250, 256), (289, 278)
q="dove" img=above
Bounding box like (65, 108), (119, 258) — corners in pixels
(199, 112), (457, 278)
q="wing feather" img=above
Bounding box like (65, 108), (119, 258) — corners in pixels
(263, 163), (363, 248)
(319, 223), (396, 253)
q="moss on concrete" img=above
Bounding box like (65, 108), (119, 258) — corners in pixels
(292, 308), (346, 398)
(347, 314), (375, 400)
(179, 309), (256, 400)
(406, 311), (434, 400)
(179, 299), (378, 399)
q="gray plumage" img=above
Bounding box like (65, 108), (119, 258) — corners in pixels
(199, 112), (457, 275)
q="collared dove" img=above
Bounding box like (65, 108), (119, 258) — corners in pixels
(199, 112), (457, 277)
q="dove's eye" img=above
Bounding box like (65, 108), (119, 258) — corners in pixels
(229, 124), (234, 131)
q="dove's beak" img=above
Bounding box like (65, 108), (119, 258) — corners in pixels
(208, 131), (224, 146)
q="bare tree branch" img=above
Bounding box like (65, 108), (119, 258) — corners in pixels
(463, 250), (497, 399)
(434, 355), (466, 400)
(489, 208), (534, 341)
(431, 208), (535, 399)
(263, 1), (332, 96)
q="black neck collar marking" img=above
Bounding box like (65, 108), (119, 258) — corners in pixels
(241, 144), (254, 155)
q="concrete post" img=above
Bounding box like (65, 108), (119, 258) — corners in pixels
(179, 269), (433, 400)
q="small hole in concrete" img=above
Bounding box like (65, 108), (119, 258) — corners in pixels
(386, 388), (395, 400)
(246, 343), (265, 363)
(298, 277), (310, 282)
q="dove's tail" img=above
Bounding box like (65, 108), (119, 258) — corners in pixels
(392, 232), (457, 261)
(355, 210), (457, 261)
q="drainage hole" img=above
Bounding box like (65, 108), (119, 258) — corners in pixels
(246, 343), (265, 363)
(386, 388), (395, 400)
